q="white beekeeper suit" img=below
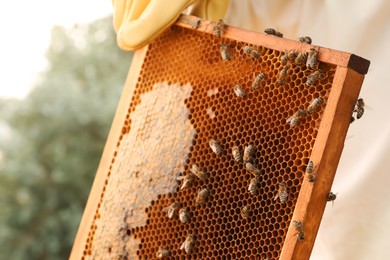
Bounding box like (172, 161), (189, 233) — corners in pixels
(113, 0), (390, 259)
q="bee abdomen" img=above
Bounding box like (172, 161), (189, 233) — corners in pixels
(167, 201), (180, 219)
(156, 247), (170, 258)
(180, 235), (196, 254)
(179, 207), (190, 223)
(233, 85), (246, 98)
(306, 97), (324, 114)
(214, 19), (225, 37)
(241, 205), (253, 219)
(264, 28), (283, 37)
(248, 177), (259, 195)
(327, 192), (337, 202)
(280, 192), (288, 203)
(209, 139), (222, 155)
(298, 36), (312, 44)
(252, 73), (266, 90)
(243, 144), (255, 163)
(232, 146), (242, 162)
(246, 162), (260, 176)
(195, 188), (210, 206)
(220, 44), (231, 61)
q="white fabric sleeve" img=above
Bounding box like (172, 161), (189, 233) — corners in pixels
(224, 1), (390, 259)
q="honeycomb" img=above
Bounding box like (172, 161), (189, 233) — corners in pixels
(72, 15), (369, 260)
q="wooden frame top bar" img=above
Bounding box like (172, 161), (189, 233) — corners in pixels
(177, 14), (370, 75)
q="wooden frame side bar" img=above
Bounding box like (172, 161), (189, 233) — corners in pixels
(69, 46), (149, 259)
(279, 67), (365, 260)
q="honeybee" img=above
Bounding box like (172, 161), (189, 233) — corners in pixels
(243, 46), (253, 54)
(264, 28), (283, 37)
(156, 247), (170, 258)
(298, 36), (312, 44)
(214, 19), (225, 37)
(232, 146), (242, 163)
(241, 205), (253, 219)
(280, 53), (289, 64)
(306, 97), (324, 114)
(243, 46), (260, 58)
(306, 160), (316, 182)
(295, 52), (308, 66)
(250, 49), (261, 58)
(327, 191), (337, 205)
(209, 138), (222, 155)
(286, 109), (306, 128)
(243, 144), (255, 163)
(220, 44), (231, 61)
(246, 162), (260, 176)
(165, 201), (180, 219)
(233, 85), (246, 98)
(306, 48), (318, 69)
(252, 73), (266, 90)
(264, 28), (276, 35)
(248, 176), (260, 195)
(306, 69), (323, 87)
(287, 50), (298, 62)
(179, 207), (190, 223)
(274, 183), (288, 203)
(177, 172), (195, 190)
(293, 220), (305, 240)
(190, 164), (209, 182)
(195, 188), (210, 206)
(355, 98), (365, 119)
(180, 234), (196, 254)
(278, 65), (290, 85)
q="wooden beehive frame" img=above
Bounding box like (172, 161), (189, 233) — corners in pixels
(71, 14), (370, 259)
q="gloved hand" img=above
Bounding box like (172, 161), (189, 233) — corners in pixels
(112, 0), (230, 51)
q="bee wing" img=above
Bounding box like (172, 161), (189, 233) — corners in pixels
(180, 180), (189, 190)
(305, 57), (312, 68)
(313, 164), (319, 173)
(167, 208), (175, 219)
(333, 194), (338, 206)
(273, 193), (279, 201)
(364, 103), (373, 111)
(176, 176), (187, 190)
(162, 205), (169, 212)
(180, 240), (186, 250)
(192, 170), (201, 180)
(190, 164), (196, 174)
(286, 115), (294, 123)
(345, 131), (356, 142)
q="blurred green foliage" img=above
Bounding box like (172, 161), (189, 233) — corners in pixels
(0, 17), (133, 259)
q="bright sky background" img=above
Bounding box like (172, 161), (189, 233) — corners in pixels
(0, 0), (113, 99)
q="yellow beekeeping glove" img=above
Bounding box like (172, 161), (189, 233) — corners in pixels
(112, 0), (230, 51)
